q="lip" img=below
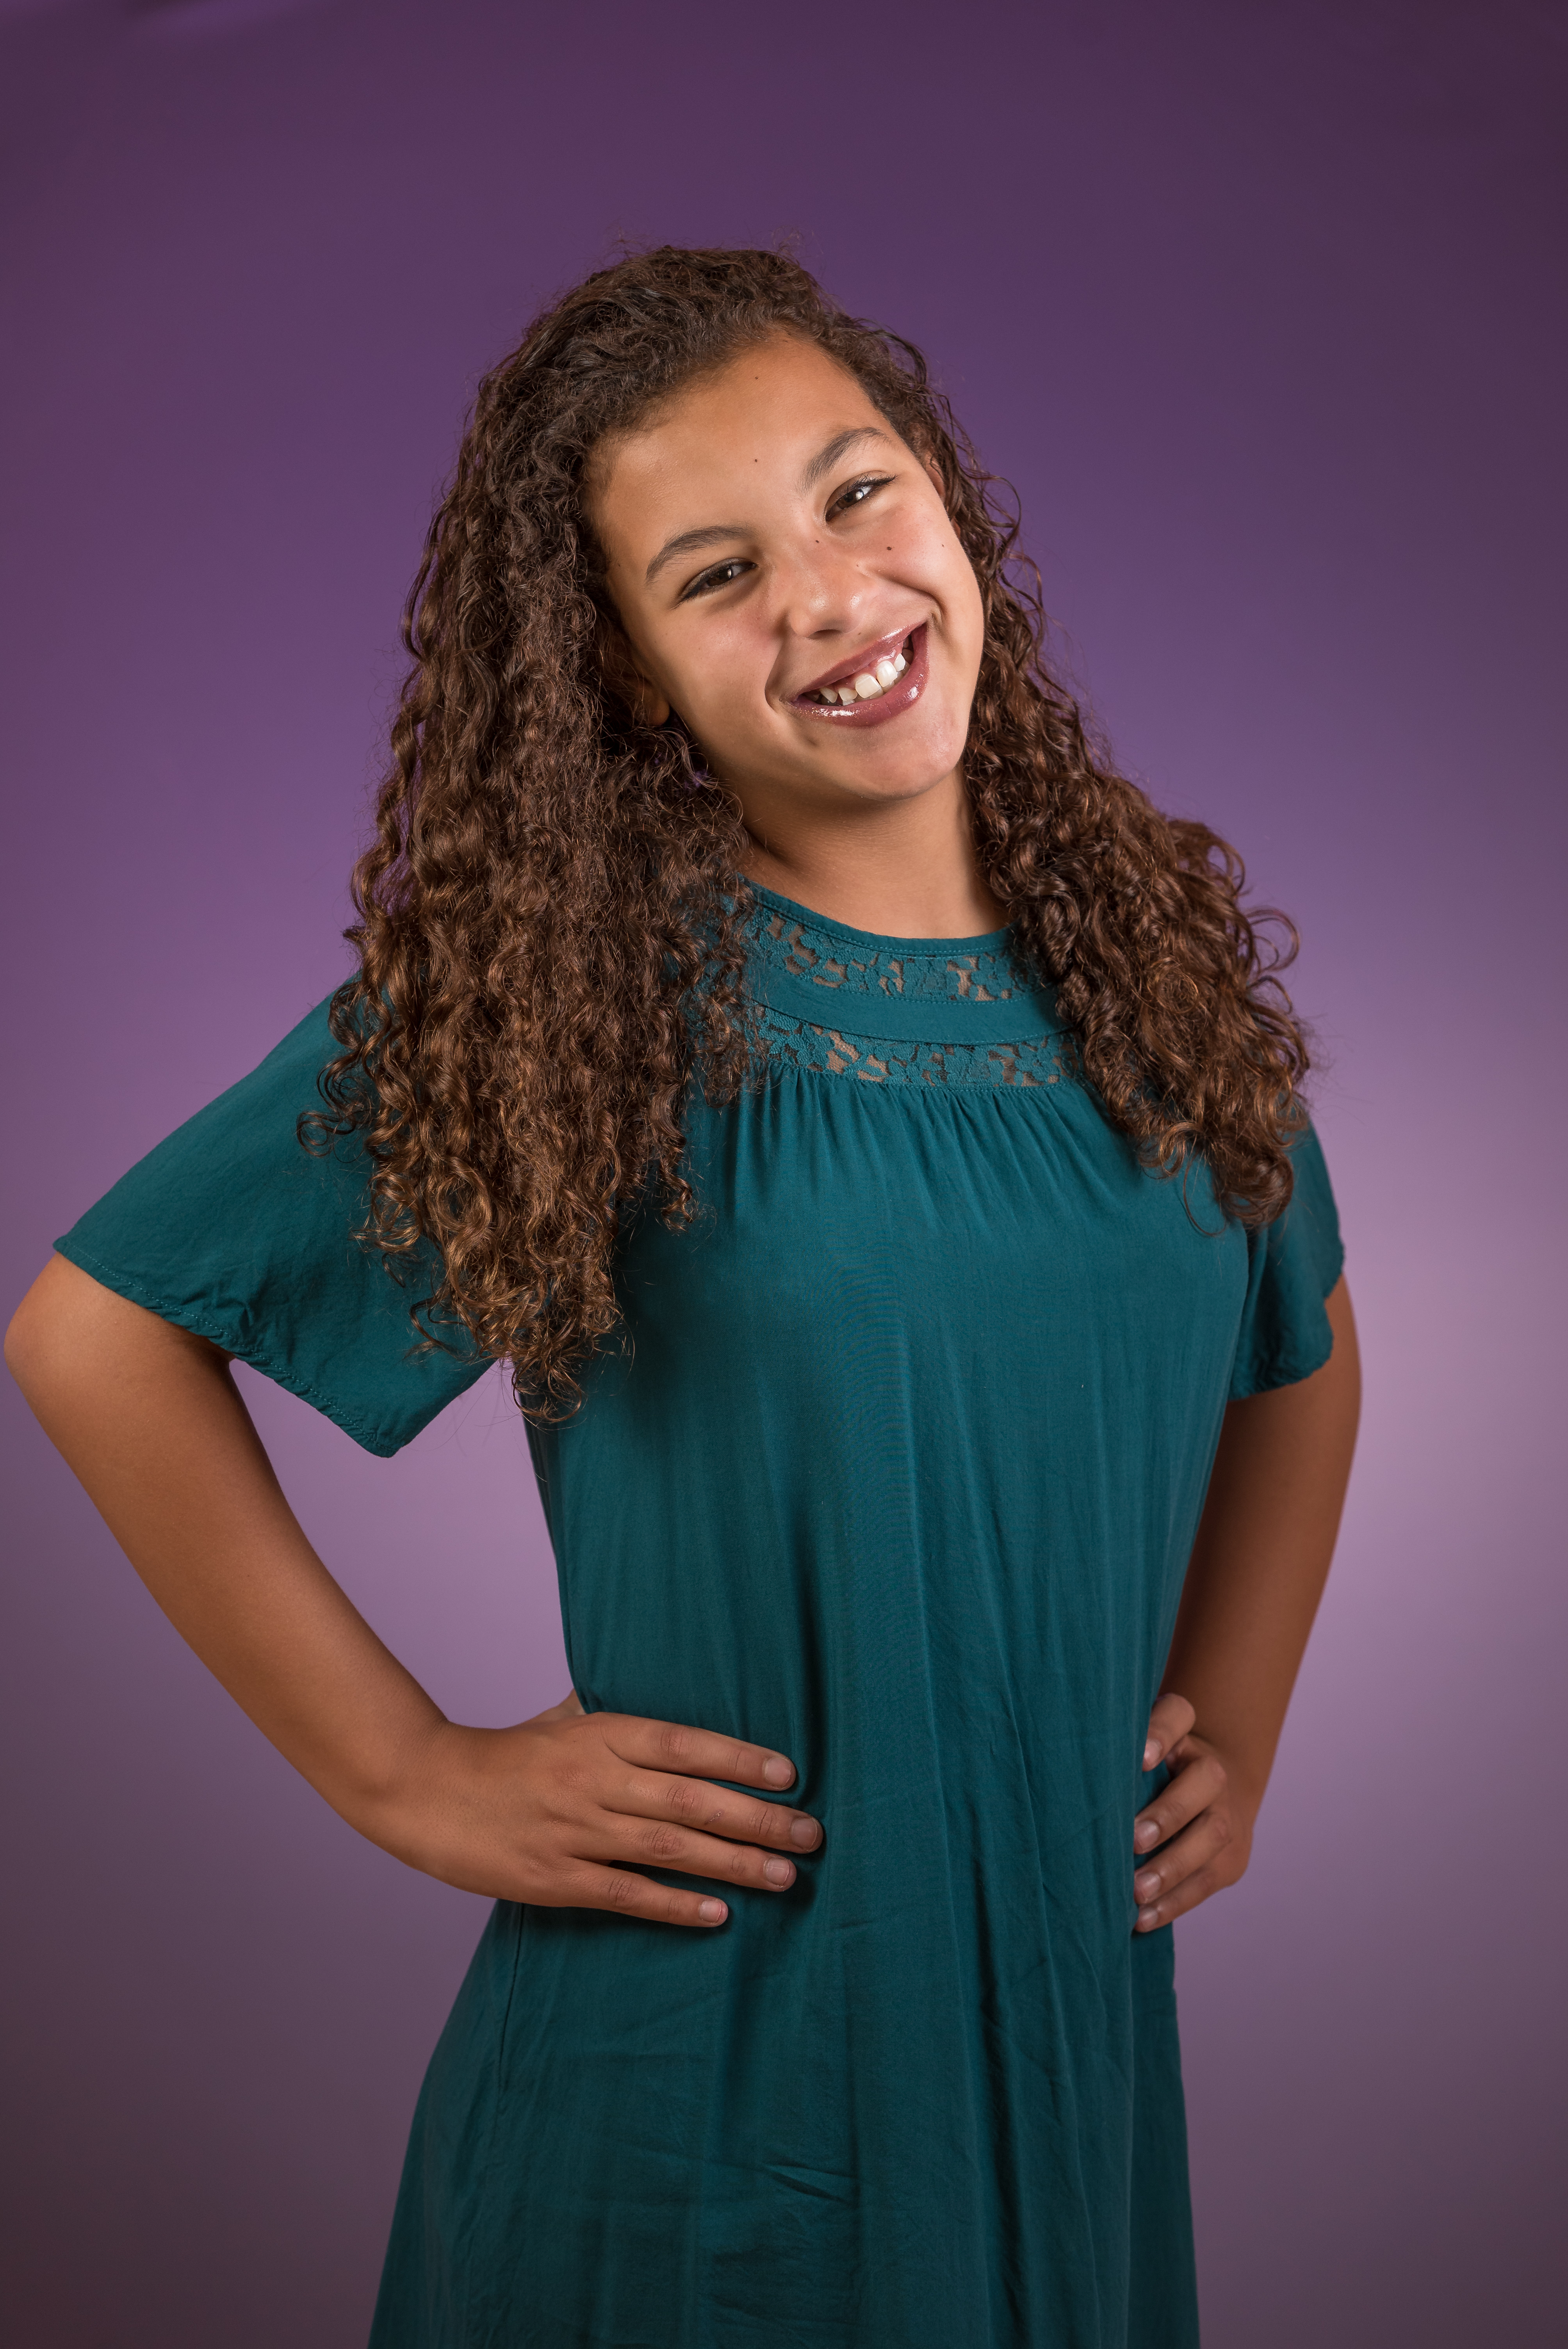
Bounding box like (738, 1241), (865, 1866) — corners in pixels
(788, 623), (929, 730)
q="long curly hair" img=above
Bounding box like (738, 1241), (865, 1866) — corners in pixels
(305, 244), (1310, 1418)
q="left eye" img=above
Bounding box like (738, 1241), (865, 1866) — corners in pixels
(829, 474), (894, 518)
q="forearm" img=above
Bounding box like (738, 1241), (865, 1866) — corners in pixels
(1162, 1276), (1361, 1814)
(9, 1256), (825, 1930)
(6, 1254), (445, 1834)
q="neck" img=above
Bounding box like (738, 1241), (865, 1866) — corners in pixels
(738, 768), (1006, 939)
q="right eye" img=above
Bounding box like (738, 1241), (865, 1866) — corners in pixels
(681, 559), (754, 602)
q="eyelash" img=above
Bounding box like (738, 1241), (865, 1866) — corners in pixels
(828, 471), (894, 520)
(679, 474), (896, 601)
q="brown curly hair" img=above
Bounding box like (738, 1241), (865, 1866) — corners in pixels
(305, 245), (1310, 1418)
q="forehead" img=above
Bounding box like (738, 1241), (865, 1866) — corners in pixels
(590, 336), (887, 543)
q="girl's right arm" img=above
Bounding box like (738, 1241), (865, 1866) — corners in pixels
(7, 1254), (821, 1928)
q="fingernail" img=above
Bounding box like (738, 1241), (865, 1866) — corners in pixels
(763, 1857), (793, 1886)
(1134, 1821), (1159, 1850)
(1136, 1907), (1160, 1930)
(763, 1758), (795, 1787)
(789, 1817), (820, 1848)
(1142, 1740), (1159, 1767)
(698, 1899), (727, 1923)
(1134, 1871), (1160, 1900)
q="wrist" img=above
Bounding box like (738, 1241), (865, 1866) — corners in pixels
(331, 1709), (463, 1853)
(1213, 1747), (1267, 1834)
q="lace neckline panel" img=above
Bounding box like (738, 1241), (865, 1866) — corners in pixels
(742, 886), (1065, 1089)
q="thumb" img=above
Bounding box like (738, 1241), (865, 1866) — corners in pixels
(1142, 1690), (1197, 1770)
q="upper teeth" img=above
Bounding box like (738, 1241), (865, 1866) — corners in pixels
(816, 646), (908, 704)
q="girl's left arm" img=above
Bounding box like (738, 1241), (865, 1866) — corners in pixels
(1131, 1275), (1361, 1932)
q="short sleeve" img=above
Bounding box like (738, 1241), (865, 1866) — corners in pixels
(55, 994), (491, 1457)
(1228, 1122), (1346, 1400)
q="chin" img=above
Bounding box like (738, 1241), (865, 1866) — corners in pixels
(841, 715), (972, 800)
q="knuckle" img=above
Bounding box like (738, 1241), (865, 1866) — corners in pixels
(657, 1722), (694, 1767)
(603, 1871), (642, 1911)
(665, 1779), (703, 1823)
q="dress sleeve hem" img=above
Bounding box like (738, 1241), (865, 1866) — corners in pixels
(53, 1236), (407, 1458)
(1226, 1234), (1347, 1401)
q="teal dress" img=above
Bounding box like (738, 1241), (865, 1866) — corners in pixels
(59, 888), (1343, 2349)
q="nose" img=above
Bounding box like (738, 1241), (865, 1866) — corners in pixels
(772, 530), (878, 645)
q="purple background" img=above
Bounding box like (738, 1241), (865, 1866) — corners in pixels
(3, 2), (1564, 2342)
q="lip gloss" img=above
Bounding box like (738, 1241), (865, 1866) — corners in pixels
(789, 624), (930, 731)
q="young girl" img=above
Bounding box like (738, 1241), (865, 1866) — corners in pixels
(7, 246), (1359, 2348)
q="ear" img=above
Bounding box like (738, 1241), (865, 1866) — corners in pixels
(598, 621), (671, 729)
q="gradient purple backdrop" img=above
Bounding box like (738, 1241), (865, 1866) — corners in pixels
(3, 2), (1564, 2342)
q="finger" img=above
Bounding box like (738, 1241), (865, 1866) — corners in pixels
(590, 1815), (805, 1892)
(1133, 1808), (1233, 1914)
(1132, 1748), (1228, 1853)
(1141, 1690), (1197, 1770)
(1135, 1860), (1227, 1932)
(567, 1863), (732, 1929)
(614, 1768), (822, 1854)
(599, 1714), (798, 1792)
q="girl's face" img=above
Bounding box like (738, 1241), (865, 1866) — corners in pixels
(589, 335), (986, 822)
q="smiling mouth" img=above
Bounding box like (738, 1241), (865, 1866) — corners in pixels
(789, 624), (928, 727)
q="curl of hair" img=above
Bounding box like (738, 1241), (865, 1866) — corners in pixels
(303, 245), (1310, 1419)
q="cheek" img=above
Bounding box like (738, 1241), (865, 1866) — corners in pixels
(664, 624), (775, 743)
(902, 512), (983, 637)
(946, 565), (985, 669)
(939, 533), (985, 634)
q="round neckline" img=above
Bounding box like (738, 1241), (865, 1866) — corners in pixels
(747, 880), (1013, 956)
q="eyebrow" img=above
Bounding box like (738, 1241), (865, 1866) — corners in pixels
(644, 522), (749, 587)
(642, 424), (897, 586)
(800, 423), (893, 489)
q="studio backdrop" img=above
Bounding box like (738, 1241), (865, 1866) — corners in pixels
(2, 2), (1563, 2344)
